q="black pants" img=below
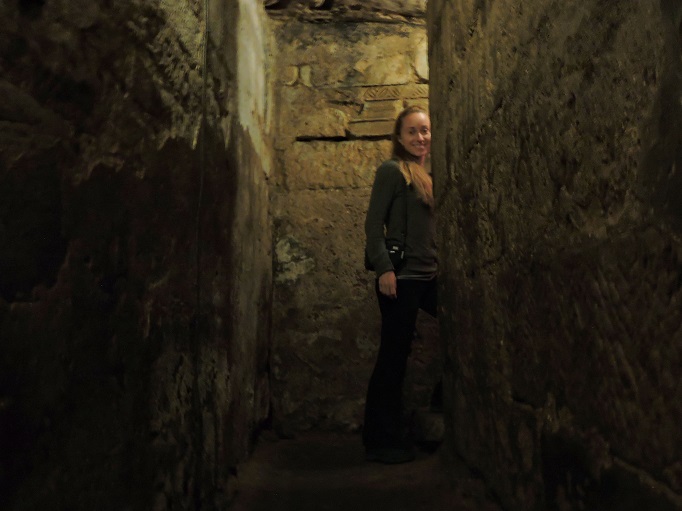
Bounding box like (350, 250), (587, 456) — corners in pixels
(362, 277), (437, 449)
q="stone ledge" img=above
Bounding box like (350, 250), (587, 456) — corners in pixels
(265, 0), (427, 22)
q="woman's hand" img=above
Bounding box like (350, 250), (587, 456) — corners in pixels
(378, 271), (397, 299)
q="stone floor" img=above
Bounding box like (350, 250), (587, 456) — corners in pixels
(229, 431), (503, 511)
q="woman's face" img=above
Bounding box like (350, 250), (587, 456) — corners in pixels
(398, 112), (431, 161)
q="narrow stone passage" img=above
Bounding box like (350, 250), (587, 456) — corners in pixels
(229, 431), (502, 511)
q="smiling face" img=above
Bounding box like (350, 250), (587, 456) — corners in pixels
(398, 112), (431, 163)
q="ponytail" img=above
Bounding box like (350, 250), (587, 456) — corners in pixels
(400, 161), (433, 209)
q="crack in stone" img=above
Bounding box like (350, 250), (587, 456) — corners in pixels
(612, 457), (682, 507)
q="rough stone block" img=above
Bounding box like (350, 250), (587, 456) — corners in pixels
(0, 2), (272, 510)
(296, 108), (348, 138)
(348, 120), (394, 137)
(430, 0), (682, 509)
(281, 65), (298, 85)
(282, 140), (391, 190)
(412, 410), (445, 444)
(353, 51), (414, 86)
(273, 21), (427, 87)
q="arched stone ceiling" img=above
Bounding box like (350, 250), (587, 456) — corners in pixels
(264, 0), (426, 22)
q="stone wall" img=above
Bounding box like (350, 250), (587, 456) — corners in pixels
(0, 1), (271, 509)
(429, 1), (682, 510)
(268, 14), (440, 432)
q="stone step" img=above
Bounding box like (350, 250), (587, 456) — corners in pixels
(411, 408), (445, 444)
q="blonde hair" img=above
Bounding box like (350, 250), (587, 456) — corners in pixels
(391, 106), (433, 208)
(399, 160), (433, 209)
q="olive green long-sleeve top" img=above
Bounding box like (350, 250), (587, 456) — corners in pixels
(364, 160), (437, 278)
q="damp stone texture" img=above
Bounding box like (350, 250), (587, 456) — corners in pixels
(267, 3), (440, 433)
(0, 1), (272, 510)
(429, 1), (682, 510)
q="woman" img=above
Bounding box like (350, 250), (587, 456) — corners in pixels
(363, 105), (438, 464)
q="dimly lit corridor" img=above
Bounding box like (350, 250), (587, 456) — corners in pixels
(229, 431), (502, 511)
(2, 0), (682, 510)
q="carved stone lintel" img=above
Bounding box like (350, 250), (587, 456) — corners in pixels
(361, 84), (429, 102)
(324, 84), (429, 104)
